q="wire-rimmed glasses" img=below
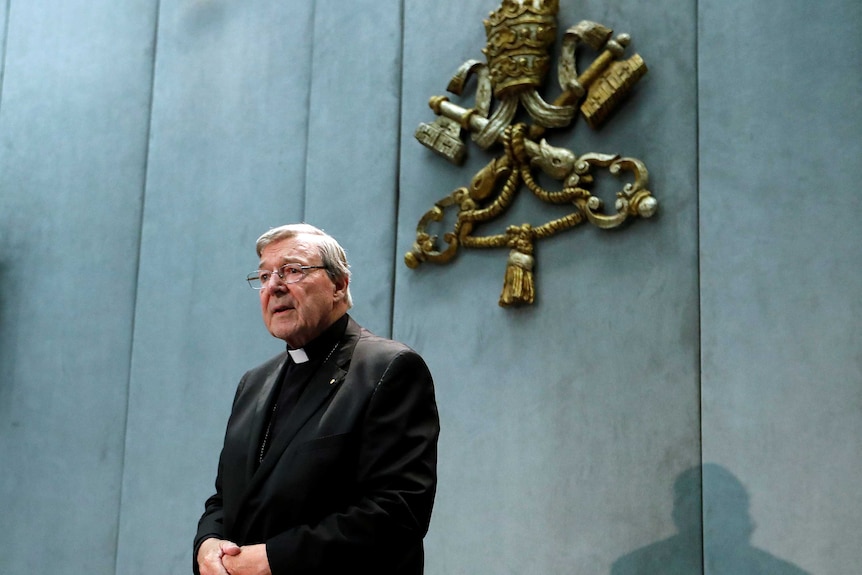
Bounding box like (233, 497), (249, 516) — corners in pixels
(246, 263), (326, 290)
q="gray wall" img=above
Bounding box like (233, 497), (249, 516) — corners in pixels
(0, 1), (858, 574)
(699, 1), (862, 572)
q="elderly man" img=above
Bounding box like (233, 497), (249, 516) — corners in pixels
(195, 224), (439, 575)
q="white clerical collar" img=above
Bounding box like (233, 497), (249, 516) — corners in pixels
(287, 348), (310, 364)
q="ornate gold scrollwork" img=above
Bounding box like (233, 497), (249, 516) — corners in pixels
(408, 0), (657, 307)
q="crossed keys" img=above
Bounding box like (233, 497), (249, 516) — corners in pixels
(406, 0), (658, 307)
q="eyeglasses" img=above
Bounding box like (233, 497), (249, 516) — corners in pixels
(246, 263), (326, 290)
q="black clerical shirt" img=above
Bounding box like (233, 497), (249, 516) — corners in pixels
(258, 314), (349, 464)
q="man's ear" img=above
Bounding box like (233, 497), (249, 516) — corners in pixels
(333, 276), (349, 301)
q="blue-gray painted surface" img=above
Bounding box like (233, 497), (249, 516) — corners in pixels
(304, 0), (403, 338)
(400, 1), (700, 572)
(115, 2), (316, 574)
(0, 1), (156, 573)
(699, 1), (862, 573)
(0, 0), (859, 574)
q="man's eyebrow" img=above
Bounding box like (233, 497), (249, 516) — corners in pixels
(258, 258), (304, 269)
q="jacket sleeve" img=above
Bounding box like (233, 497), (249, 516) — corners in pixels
(264, 348), (440, 574)
(192, 374), (249, 574)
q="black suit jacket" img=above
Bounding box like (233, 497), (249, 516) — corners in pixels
(195, 316), (439, 574)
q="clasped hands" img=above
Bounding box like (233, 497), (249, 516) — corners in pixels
(198, 538), (271, 575)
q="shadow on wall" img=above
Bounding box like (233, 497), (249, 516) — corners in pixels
(611, 463), (811, 575)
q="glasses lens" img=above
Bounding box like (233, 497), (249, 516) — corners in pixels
(247, 264), (309, 289)
(247, 271), (265, 289)
(280, 264), (305, 284)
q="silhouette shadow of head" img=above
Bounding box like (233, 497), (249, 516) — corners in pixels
(674, 463), (752, 546)
(611, 463), (810, 575)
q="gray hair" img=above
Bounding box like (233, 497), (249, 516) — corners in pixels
(255, 223), (353, 308)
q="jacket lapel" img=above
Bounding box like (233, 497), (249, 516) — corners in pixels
(242, 319), (362, 494)
(243, 354), (288, 480)
(255, 360), (346, 477)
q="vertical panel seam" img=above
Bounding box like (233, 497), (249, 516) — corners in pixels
(114, 1), (162, 573)
(301, 1), (318, 219)
(695, 0), (705, 572)
(388, 0), (406, 340)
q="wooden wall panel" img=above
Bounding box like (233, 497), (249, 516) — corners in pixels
(0, 1), (859, 573)
(699, 1), (862, 572)
(115, 2), (315, 573)
(304, 0), (404, 337)
(398, 1), (701, 572)
(0, 1), (157, 573)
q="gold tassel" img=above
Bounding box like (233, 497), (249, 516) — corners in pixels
(499, 249), (535, 306)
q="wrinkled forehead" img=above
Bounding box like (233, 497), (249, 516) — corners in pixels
(258, 234), (322, 267)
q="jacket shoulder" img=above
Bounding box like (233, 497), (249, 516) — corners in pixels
(351, 325), (429, 372)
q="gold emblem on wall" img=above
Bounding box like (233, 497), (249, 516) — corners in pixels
(406, 0), (657, 306)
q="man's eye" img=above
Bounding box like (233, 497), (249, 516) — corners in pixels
(259, 272), (271, 282)
(284, 265), (302, 275)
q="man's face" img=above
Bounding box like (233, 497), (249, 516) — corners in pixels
(258, 235), (348, 348)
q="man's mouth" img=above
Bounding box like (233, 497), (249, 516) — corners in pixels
(272, 304), (295, 315)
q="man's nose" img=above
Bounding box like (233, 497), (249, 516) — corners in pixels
(263, 274), (289, 293)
